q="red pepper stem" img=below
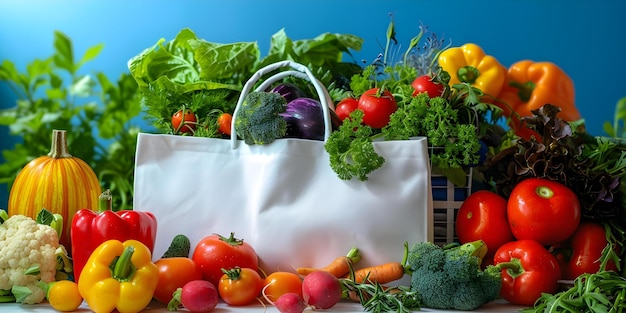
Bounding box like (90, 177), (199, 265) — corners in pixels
(111, 246), (136, 282)
(98, 190), (113, 213)
(494, 260), (523, 278)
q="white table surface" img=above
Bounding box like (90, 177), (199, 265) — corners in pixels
(1, 299), (527, 312)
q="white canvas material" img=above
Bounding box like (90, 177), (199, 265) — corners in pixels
(133, 61), (433, 279)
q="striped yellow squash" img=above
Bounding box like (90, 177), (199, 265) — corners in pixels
(8, 129), (102, 252)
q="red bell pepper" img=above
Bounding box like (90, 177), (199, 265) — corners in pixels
(70, 190), (157, 283)
(493, 239), (562, 306)
(557, 222), (619, 280)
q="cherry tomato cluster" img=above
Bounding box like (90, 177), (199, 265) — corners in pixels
(335, 74), (444, 129)
(171, 107), (232, 136)
(335, 88), (397, 129)
(456, 177), (618, 306)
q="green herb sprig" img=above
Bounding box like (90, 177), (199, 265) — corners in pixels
(522, 271), (626, 313)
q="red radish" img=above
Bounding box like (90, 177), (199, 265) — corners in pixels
(301, 270), (342, 309)
(167, 280), (219, 313)
(274, 292), (307, 313)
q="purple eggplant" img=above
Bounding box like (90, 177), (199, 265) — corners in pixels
(270, 83), (307, 103)
(281, 97), (339, 141)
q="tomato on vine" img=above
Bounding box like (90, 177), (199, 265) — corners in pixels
(172, 108), (197, 134)
(218, 267), (264, 306)
(217, 112), (233, 135)
(357, 88), (398, 129)
(335, 97), (359, 121)
(411, 74), (444, 98)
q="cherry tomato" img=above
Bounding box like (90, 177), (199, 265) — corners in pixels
(172, 108), (197, 134)
(154, 257), (204, 304)
(357, 88), (398, 129)
(411, 75), (444, 98)
(335, 97), (359, 121)
(47, 280), (83, 312)
(191, 232), (259, 287)
(218, 267), (264, 306)
(217, 112), (232, 135)
(262, 271), (303, 303)
(456, 190), (515, 260)
(507, 178), (581, 246)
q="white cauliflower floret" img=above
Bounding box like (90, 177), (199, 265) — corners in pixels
(0, 214), (59, 304)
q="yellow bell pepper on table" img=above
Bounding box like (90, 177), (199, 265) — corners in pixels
(438, 43), (507, 98)
(495, 60), (581, 140)
(77, 239), (158, 313)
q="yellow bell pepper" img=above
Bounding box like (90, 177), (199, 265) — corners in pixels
(77, 239), (158, 313)
(438, 43), (507, 98)
(495, 60), (580, 140)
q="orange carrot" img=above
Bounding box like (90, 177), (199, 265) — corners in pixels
(296, 247), (361, 278)
(347, 242), (411, 284)
(349, 262), (407, 284)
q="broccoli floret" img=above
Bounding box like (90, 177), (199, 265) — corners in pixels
(234, 91), (287, 145)
(408, 240), (502, 311)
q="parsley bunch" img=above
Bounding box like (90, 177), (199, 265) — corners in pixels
(324, 110), (384, 181)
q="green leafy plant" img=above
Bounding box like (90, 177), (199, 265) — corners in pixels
(127, 28), (364, 136)
(0, 30), (143, 210)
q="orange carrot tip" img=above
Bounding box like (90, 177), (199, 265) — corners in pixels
(296, 247), (361, 278)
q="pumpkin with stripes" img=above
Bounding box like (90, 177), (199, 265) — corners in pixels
(8, 129), (101, 254)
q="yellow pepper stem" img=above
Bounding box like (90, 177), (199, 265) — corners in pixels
(457, 66), (480, 84)
(111, 246), (136, 282)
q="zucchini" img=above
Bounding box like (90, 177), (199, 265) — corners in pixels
(161, 234), (191, 258)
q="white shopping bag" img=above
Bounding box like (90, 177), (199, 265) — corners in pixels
(133, 61), (433, 277)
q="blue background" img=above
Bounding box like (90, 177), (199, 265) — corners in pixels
(1, 0), (625, 208)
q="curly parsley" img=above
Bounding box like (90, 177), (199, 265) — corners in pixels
(324, 110), (384, 181)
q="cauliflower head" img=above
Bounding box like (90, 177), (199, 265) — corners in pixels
(0, 214), (59, 304)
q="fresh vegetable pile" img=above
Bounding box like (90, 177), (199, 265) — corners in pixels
(3, 16), (626, 313)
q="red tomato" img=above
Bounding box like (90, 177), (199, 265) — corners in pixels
(507, 178), (581, 246)
(217, 112), (232, 135)
(191, 233), (259, 287)
(411, 75), (444, 98)
(357, 88), (398, 129)
(335, 97), (359, 121)
(218, 267), (264, 306)
(455, 190), (515, 260)
(153, 257), (203, 304)
(262, 271), (303, 303)
(559, 222), (619, 280)
(172, 108), (197, 134)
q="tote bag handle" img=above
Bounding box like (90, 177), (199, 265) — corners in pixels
(230, 60), (334, 148)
